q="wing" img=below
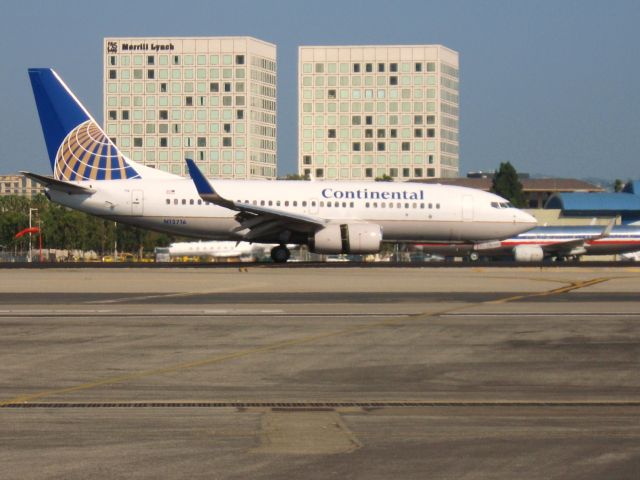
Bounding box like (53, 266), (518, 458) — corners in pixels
(20, 171), (95, 195)
(540, 219), (616, 255)
(185, 159), (326, 241)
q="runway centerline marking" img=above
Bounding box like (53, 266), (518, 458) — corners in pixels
(0, 276), (611, 406)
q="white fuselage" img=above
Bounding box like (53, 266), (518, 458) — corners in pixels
(168, 240), (269, 258)
(47, 178), (536, 244)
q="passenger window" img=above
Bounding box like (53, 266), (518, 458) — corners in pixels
(260, 200), (265, 206)
(436, 203), (440, 209)
(327, 201), (332, 207)
(342, 202), (347, 207)
(198, 199), (202, 205)
(350, 202), (354, 208)
(166, 199), (170, 205)
(304, 201), (308, 207)
(173, 199), (178, 205)
(181, 199), (186, 205)
(366, 202), (370, 208)
(293, 201), (298, 207)
(381, 202), (386, 208)
(190, 199), (194, 205)
(428, 203), (432, 209)
(268, 200), (273, 206)
(285, 201), (289, 207)
(320, 201), (324, 207)
(276, 201), (281, 206)
(373, 202), (378, 208)
(405, 203), (409, 209)
(420, 203), (424, 209)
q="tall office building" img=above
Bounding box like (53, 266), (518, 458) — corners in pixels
(298, 45), (459, 180)
(103, 37), (277, 179)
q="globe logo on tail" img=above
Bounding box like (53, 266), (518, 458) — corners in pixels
(54, 120), (139, 181)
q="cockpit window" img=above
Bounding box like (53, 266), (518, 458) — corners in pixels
(491, 201), (499, 208)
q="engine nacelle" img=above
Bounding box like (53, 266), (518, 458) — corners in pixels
(310, 223), (382, 254)
(513, 245), (544, 262)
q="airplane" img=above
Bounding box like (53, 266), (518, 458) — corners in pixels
(23, 68), (537, 262)
(415, 222), (640, 261)
(164, 240), (273, 259)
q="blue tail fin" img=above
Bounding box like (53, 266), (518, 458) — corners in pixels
(28, 68), (140, 181)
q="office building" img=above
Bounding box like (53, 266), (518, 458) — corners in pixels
(104, 36), (277, 179)
(0, 174), (44, 197)
(298, 45), (459, 180)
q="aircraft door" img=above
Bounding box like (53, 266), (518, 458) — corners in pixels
(309, 198), (319, 214)
(462, 195), (473, 222)
(131, 190), (144, 216)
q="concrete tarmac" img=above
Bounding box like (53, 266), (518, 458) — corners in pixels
(1, 267), (639, 479)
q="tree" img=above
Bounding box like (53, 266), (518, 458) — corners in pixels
(614, 179), (626, 192)
(375, 174), (393, 182)
(490, 162), (526, 207)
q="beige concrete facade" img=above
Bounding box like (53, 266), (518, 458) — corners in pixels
(298, 45), (459, 181)
(103, 37), (277, 179)
(0, 175), (44, 197)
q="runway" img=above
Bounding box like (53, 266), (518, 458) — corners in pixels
(1, 267), (639, 479)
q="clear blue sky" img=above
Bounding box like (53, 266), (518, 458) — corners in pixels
(1, 0), (638, 180)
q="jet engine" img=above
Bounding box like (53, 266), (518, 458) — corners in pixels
(309, 223), (382, 254)
(513, 245), (544, 262)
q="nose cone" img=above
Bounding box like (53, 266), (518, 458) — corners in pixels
(514, 209), (537, 233)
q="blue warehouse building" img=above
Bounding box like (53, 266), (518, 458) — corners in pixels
(545, 181), (640, 224)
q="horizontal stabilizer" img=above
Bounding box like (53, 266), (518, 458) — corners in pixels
(20, 171), (95, 195)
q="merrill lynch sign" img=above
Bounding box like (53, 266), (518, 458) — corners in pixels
(106, 42), (175, 53)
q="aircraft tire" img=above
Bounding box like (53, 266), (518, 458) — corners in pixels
(271, 245), (290, 263)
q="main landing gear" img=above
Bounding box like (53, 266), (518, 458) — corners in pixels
(270, 245), (291, 263)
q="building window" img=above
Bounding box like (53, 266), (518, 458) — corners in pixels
(390, 168), (398, 177)
(365, 168), (373, 178)
(172, 55), (180, 65)
(108, 110), (117, 120)
(160, 83), (168, 92)
(160, 138), (168, 147)
(365, 116), (373, 125)
(159, 110), (168, 120)
(426, 128), (435, 138)
(133, 69), (143, 79)
(414, 168), (423, 177)
(303, 155), (312, 165)
(197, 137), (206, 147)
(390, 76), (398, 85)
(352, 116), (361, 125)
(133, 138), (143, 147)
(377, 129), (385, 138)
(401, 142), (411, 151)
(147, 69), (155, 79)
(328, 129), (336, 138)
(210, 82), (219, 92)
(224, 82), (232, 92)
(222, 137), (232, 147)
(328, 89), (336, 99)
(315, 168), (324, 178)
(223, 123), (232, 133)
(427, 168), (435, 177)
(122, 110), (129, 120)
(352, 142), (361, 151)
(365, 129), (373, 138)
(390, 129), (397, 138)
(353, 63), (361, 73)
(426, 115), (436, 125)
(414, 115), (423, 124)
(147, 55), (155, 65)
(403, 168), (410, 177)
(390, 63), (398, 72)
(236, 110), (244, 119)
(414, 129), (423, 138)
(378, 63), (385, 73)
(415, 63), (422, 72)
(108, 70), (117, 79)
(235, 55), (245, 65)
(365, 63), (373, 72)
(109, 56), (117, 66)
(377, 142), (386, 151)
(222, 96), (232, 106)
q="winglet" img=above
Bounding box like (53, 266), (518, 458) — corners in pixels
(599, 218), (616, 238)
(185, 159), (214, 195)
(185, 158), (236, 210)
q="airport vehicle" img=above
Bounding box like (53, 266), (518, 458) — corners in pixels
(24, 68), (537, 262)
(417, 223), (640, 261)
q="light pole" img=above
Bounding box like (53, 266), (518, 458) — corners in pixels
(28, 208), (38, 263)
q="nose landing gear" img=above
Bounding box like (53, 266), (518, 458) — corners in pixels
(271, 245), (291, 263)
